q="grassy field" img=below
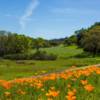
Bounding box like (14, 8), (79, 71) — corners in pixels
(0, 45), (100, 80)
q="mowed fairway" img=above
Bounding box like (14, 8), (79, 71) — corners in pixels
(0, 45), (100, 80)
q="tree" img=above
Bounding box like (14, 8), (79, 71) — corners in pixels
(75, 28), (86, 47)
(79, 23), (100, 57)
(63, 37), (70, 46)
(0, 31), (33, 56)
(64, 35), (77, 46)
(0, 31), (7, 56)
(33, 38), (46, 51)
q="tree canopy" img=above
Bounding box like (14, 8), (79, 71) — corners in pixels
(75, 22), (100, 56)
(0, 31), (33, 56)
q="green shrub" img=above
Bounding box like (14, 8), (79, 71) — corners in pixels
(3, 51), (57, 60)
(3, 53), (31, 60)
(32, 50), (57, 60)
(75, 52), (91, 58)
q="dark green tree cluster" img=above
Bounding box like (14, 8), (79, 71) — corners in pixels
(64, 35), (77, 46)
(0, 31), (33, 56)
(49, 38), (65, 46)
(0, 31), (57, 60)
(33, 38), (50, 51)
(76, 22), (100, 56)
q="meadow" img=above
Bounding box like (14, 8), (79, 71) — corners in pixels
(0, 1), (100, 99)
(0, 45), (100, 80)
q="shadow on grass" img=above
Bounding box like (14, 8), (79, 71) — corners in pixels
(74, 52), (92, 58)
(62, 52), (98, 59)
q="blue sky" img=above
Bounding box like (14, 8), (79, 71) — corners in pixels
(0, 0), (100, 39)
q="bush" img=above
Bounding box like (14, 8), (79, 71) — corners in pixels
(3, 51), (57, 60)
(3, 53), (31, 60)
(74, 52), (91, 58)
(32, 51), (57, 60)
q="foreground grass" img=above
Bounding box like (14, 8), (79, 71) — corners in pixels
(0, 66), (100, 100)
(1, 45), (100, 80)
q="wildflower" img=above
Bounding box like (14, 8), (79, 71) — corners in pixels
(49, 74), (57, 80)
(47, 98), (53, 100)
(17, 89), (26, 95)
(71, 78), (77, 82)
(72, 96), (76, 100)
(81, 80), (88, 85)
(35, 73), (38, 75)
(50, 86), (55, 90)
(66, 89), (77, 100)
(36, 82), (43, 89)
(30, 83), (34, 87)
(67, 91), (75, 97)
(73, 89), (76, 94)
(4, 92), (11, 97)
(41, 88), (45, 92)
(84, 84), (94, 92)
(71, 66), (76, 69)
(67, 84), (71, 88)
(2, 82), (12, 89)
(41, 70), (47, 73)
(46, 90), (59, 97)
(96, 70), (100, 74)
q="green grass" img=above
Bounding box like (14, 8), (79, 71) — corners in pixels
(0, 45), (100, 80)
(41, 45), (83, 58)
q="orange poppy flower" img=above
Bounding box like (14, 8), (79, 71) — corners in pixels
(81, 80), (88, 85)
(4, 92), (11, 97)
(84, 84), (94, 92)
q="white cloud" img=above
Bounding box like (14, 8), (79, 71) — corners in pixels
(20, 0), (39, 30)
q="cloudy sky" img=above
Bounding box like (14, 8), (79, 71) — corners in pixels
(0, 0), (100, 39)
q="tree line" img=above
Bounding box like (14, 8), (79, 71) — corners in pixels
(75, 22), (100, 57)
(0, 22), (100, 59)
(51, 22), (100, 57)
(0, 31), (33, 56)
(0, 31), (57, 60)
